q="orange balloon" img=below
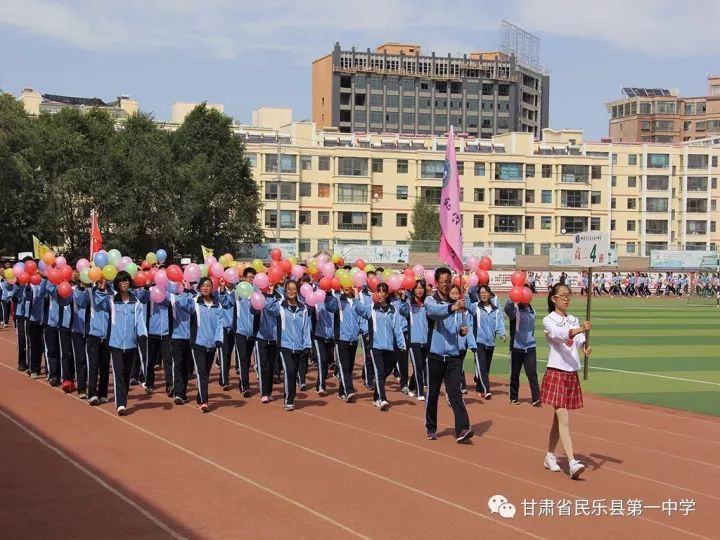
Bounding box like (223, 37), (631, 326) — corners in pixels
(42, 251), (56, 266)
(88, 267), (103, 282)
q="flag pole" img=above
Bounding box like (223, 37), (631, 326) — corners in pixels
(583, 266), (593, 380)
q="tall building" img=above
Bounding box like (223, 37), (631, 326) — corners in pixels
(20, 88), (139, 118)
(312, 42), (549, 139)
(607, 77), (720, 143)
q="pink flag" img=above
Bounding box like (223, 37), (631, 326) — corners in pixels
(438, 126), (464, 274)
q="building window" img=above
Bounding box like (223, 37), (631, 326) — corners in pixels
(542, 164), (553, 178)
(397, 159), (409, 173)
(687, 177), (708, 191)
(611, 175), (617, 187)
(611, 197), (616, 209)
(646, 197), (668, 212)
(712, 221), (717, 233)
(300, 156), (312, 171)
(495, 163), (523, 180)
(396, 186), (408, 200)
(627, 242), (636, 254)
(525, 216), (535, 230)
(299, 182), (311, 197)
(474, 162), (486, 176)
(396, 213), (408, 227)
(525, 190), (535, 204)
(561, 216), (587, 233)
(591, 191), (602, 205)
(626, 220), (636, 231)
(264, 210), (296, 229)
(372, 158), (384, 173)
(420, 187), (442, 204)
(561, 190), (589, 208)
(627, 198), (637, 209)
(318, 156), (330, 171)
(457, 162), (464, 175)
(541, 190), (552, 204)
(648, 153), (670, 168)
(299, 210), (311, 225)
(687, 155), (709, 169)
(318, 183), (330, 197)
(591, 165), (602, 180)
(590, 217), (600, 231)
(337, 211), (368, 230)
(421, 160), (445, 179)
(611, 219), (616, 231)
(686, 198), (708, 212)
(338, 157), (368, 176)
(494, 215), (521, 233)
(646, 220), (668, 235)
(265, 154), (297, 173)
(686, 220), (707, 235)
(371, 213), (383, 227)
(628, 176), (637, 188)
(541, 243), (551, 255)
(468, 214), (483, 229)
(525, 164), (535, 178)
(494, 188), (523, 206)
(713, 178), (717, 189)
(318, 211), (330, 225)
(246, 153), (257, 168)
(371, 185), (383, 200)
(337, 184), (368, 203)
(628, 154), (637, 165)
(299, 239), (311, 253)
(646, 175), (669, 190)
(473, 188), (485, 202)
(264, 182), (297, 201)
(541, 216), (552, 230)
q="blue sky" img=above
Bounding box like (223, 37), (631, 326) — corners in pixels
(1, 0), (719, 139)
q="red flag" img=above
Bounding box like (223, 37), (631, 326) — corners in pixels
(90, 210), (103, 260)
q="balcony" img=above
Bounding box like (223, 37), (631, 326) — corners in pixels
(337, 223), (368, 231)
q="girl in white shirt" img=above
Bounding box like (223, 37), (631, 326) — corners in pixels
(541, 283), (592, 480)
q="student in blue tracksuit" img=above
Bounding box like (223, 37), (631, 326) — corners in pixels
(423, 267), (473, 443)
(216, 278), (237, 391)
(46, 281), (76, 392)
(135, 285), (173, 395)
(274, 280), (311, 411)
(42, 281), (63, 387)
(451, 284), (476, 395)
(96, 271), (147, 415)
(70, 274), (90, 398)
(407, 280), (429, 400)
(354, 283), (406, 410)
(76, 279), (113, 405)
(469, 285), (506, 399)
(1, 277), (12, 327)
(251, 284), (281, 403)
(391, 289), (410, 394)
(169, 283), (197, 404)
(356, 281), (374, 389)
(504, 291), (540, 406)
(25, 277), (49, 379)
(184, 277), (224, 412)
(12, 282), (30, 372)
(229, 267), (257, 397)
(310, 290), (339, 396)
(334, 285), (360, 401)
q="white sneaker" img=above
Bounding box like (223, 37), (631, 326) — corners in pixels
(417, 396), (425, 401)
(117, 406), (127, 416)
(379, 400), (389, 411)
(544, 453), (561, 472)
(373, 399), (382, 409)
(408, 390), (416, 397)
(569, 459), (585, 479)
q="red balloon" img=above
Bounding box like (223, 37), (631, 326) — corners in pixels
(403, 268), (414, 277)
(57, 281), (72, 299)
(511, 270), (527, 287)
(452, 275), (461, 287)
(148, 267), (158, 282)
(520, 287), (533, 305)
(166, 264), (183, 283)
(133, 271), (148, 287)
(402, 275), (416, 290)
(280, 259), (292, 274)
(268, 267), (284, 285)
(25, 260), (37, 274)
(319, 277), (332, 292)
(270, 248), (282, 261)
(355, 259), (366, 270)
(476, 269), (490, 285)
(330, 277), (341, 291)
(210, 276), (220, 290)
(141, 260), (151, 271)
(48, 268), (63, 285)
(30, 273), (42, 286)
(367, 276), (380, 292)
(60, 265), (73, 281)
(478, 256), (492, 271)
(18, 272), (30, 285)
(509, 286), (524, 303)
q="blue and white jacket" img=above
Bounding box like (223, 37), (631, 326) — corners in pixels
(408, 299), (430, 346)
(424, 294), (464, 357)
(74, 285), (115, 340)
(105, 293), (148, 350)
(251, 292), (281, 341)
(12, 285), (29, 318)
(504, 299), (536, 350)
(0, 280), (12, 301)
(334, 293), (361, 343)
(469, 302), (506, 347)
(186, 297), (224, 349)
(169, 290), (197, 341)
(71, 287), (89, 335)
(276, 301), (311, 352)
(311, 294), (339, 340)
(353, 302), (406, 351)
(458, 310), (477, 352)
(135, 287), (173, 337)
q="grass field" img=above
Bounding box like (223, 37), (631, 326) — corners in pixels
(465, 295), (720, 417)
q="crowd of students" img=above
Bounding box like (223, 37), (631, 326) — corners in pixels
(0, 258), (594, 479)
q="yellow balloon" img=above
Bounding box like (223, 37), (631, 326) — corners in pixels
(102, 265), (118, 281)
(308, 262), (318, 274)
(331, 254), (341, 264)
(288, 255), (298, 266)
(365, 264), (376, 273)
(251, 258), (265, 272)
(383, 269), (392, 280)
(146, 252), (158, 264)
(3, 268), (13, 280)
(339, 274), (352, 288)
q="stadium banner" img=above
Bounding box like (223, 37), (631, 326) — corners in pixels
(334, 244), (410, 264)
(650, 250), (718, 270)
(462, 247), (517, 266)
(549, 247), (618, 267)
(252, 242), (299, 260)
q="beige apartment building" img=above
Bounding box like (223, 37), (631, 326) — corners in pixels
(19, 87), (139, 118)
(242, 109), (720, 258)
(607, 79), (720, 143)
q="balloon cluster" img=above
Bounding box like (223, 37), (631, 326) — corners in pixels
(464, 255), (493, 288)
(508, 271), (533, 304)
(5, 258), (46, 289)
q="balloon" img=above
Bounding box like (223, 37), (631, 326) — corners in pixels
(60, 265), (72, 282)
(336, 257), (345, 268)
(125, 262), (139, 278)
(424, 270), (435, 286)
(452, 275), (461, 287)
(154, 269), (169, 289)
(352, 271), (366, 287)
(511, 271), (527, 287)
(102, 265), (118, 281)
(156, 249), (167, 264)
(146, 286), (163, 303)
(412, 264), (425, 277)
(479, 256), (492, 271)
(313, 290), (326, 304)
(107, 249), (122, 267)
(466, 255), (479, 271)
(476, 269), (490, 285)
(133, 271), (148, 287)
(267, 266), (283, 285)
(322, 262), (336, 278)
(93, 252), (108, 269)
(388, 274), (402, 292)
(307, 261), (318, 275)
(300, 283), (314, 299)
(330, 277), (341, 291)
(223, 268), (239, 284)
(509, 286), (524, 303)
(13, 263), (25, 278)
(218, 254), (229, 268)
(521, 287), (533, 304)
(57, 281), (72, 299)
(184, 263), (201, 283)
(355, 259), (366, 270)
(250, 292), (266, 310)
(199, 264), (208, 278)
(251, 258), (265, 272)
(55, 256), (67, 269)
(146, 252), (158, 265)
(48, 268), (63, 285)
(367, 275), (380, 292)
(291, 265), (304, 280)
(467, 274), (479, 288)
(80, 269), (91, 284)
(205, 255), (217, 267)
(402, 275), (416, 290)
(74, 259), (89, 272)
(208, 262), (222, 278)
(18, 272), (30, 285)
(339, 273), (353, 288)
(365, 264), (376, 274)
(140, 260), (151, 270)
(210, 276), (220, 290)
(288, 255), (298, 266)
(280, 259), (292, 274)
(235, 281), (253, 299)
(318, 277), (332, 292)
(253, 272), (269, 291)
(38, 261), (46, 274)
(270, 248), (282, 261)
(88, 267), (102, 282)
(317, 253), (329, 264)
(3, 268), (13, 280)
(42, 251), (56, 266)
(30, 273), (41, 286)
(166, 264), (183, 283)
(304, 293), (318, 307)
(25, 260), (37, 274)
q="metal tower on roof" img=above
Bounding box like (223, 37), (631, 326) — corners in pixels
(500, 20), (541, 71)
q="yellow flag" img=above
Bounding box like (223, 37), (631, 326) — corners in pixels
(33, 235), (51, 260)
(201, 245), (214, 261)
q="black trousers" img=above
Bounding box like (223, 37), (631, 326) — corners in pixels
(86, 335), (111, 399)
(16, 316), (28, 370)
(255, 339), (277, 397)
(335, 341), (357, 397)
(0, 300), (10, 325)
(191, 346), (215, 404)
(142, 334), (172, 392)
(27, 322), (45, 376)
(425, 354), (470, 436)
(71, 332), (87, 392)
(233, 334), (255, 392)
(218, 328), (234, 387)
(44, 326), (61, 380)
(360, 334), (374, 387)
(59, 327), (74, 382)
(110, 347), (137, 409)
(509, 347), (540, 402)
(473, 345), (495, 394)
(408, 344), (428, 398)
(394, 332), (409, 388)
(313, 338), (334, 392)
(171, 339), (192, 400)
(278, 348), (302, 405)
(369, 348), (394, 402)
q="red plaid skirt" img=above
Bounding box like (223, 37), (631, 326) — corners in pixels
(541, 368), (583, 410)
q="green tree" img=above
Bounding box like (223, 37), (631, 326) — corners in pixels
(409, 198), (440, 243)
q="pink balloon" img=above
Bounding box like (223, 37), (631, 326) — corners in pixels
(466, 255), (480, 271)
(184, 263), (201, 283)
(321, 262), (335, 278)
(150, 286), (166, 304)
(250, 291), (266, 310)
(387, 275), (402, 292)
(352, 271), (367, 287)
(468, 274), (479, 288)
(13, 263), (25, 278)
(304, 293), (318, 307)
(154, 269), (169, 288)
(300, 283), (313, 299)
(253, 272), (269, 291)
(313, 290), (326, 304)
(55, 256), (67, 269)
(205, 255), (217, 267)
(210, 262), (224, 278)
(223, 268), (239, 284)
(76, 258), (90, 272)
(423, 270), (435, 286)
(291, 265), (304, 280)
(412, 264), (425, 277)
(117, 256), (132, 271)
(317, 254), (329, 265)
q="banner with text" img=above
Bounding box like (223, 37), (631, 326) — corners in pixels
(334, 244), (410, 264)
(650, 250), (718, 270)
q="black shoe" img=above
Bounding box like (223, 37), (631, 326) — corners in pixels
(129, 378), (140, 387)
(49, 377), (60, 387)
(242, 389), (251, 398)
(173, 396), (184, 405)
(456, 429), (475, 444)
(17, 364), (27, 372)
(299, 383), (308, 392)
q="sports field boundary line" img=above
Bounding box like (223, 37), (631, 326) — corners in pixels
(0, 407), (188, 540)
